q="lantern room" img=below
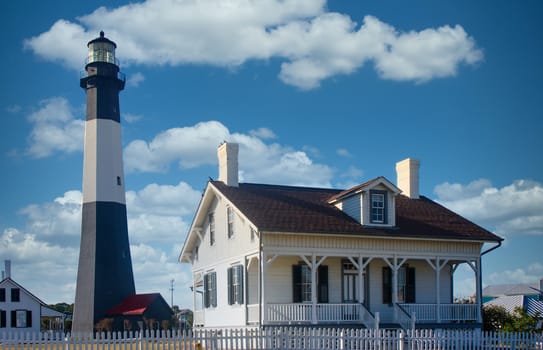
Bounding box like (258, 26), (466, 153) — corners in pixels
(86, 31), (118, 66)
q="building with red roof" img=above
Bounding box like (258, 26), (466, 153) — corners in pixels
(104, 293), (172, 331)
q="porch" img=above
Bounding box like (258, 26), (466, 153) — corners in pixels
(245, 302), (478, 329)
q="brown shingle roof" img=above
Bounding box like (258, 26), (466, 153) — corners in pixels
(211, 181), (502, 242)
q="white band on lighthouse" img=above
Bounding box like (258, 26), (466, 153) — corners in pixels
(82, 118), (126, 204)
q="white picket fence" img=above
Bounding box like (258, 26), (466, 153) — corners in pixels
(1, 328), (542, 350)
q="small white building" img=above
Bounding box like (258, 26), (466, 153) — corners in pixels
(0, 261), (66, 335)
(179, 143), (502, 330)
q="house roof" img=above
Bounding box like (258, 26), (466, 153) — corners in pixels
(483, 281), (542, 297)
(328, 176), (400, 203)
(484, 295), (543, 318)
(210, 181), (502, 242)
(105, 293), (164, 316)
(0, 277), (48, 307)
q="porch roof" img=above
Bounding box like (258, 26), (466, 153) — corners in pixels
(211, 181), (502, 242)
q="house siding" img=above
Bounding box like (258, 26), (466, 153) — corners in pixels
(0, 280), (42, 335)
(192, 195), (259, 272)
(341, 195), (362, 223)
(191, 190), (259, 328)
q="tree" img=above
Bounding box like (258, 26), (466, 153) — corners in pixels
(484, 304), (542, 333)
(483, 305), (512, 331)
(503, 307), (541, 333)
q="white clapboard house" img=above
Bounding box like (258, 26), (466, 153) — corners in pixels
(179, 143), (502, 330)
(0, 261), (66, 335)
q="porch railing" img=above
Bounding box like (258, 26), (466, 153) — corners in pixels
(394, 303), (415, 331)
(399, 303), (478, 322)
(266, 303), (376, 326)
(267, 303), (312, 323)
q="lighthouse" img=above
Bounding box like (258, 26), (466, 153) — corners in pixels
(72, 32), (135, 333)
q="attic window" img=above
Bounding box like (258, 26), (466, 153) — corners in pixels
(209, 213), (215, 246)
(370, 190), (387, 224)
(227, 207), (235, 238)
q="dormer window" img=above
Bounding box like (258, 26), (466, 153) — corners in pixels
(370, 190), (387, 224)
(328, 177), (399, 227)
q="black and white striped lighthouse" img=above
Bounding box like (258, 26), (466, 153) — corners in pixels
(72, 32), (135, 333)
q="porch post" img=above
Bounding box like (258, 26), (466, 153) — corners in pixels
(244, 256), (248, 325)
(193, 272), (197, 312)
(476, 257), (482, 323)
(358, 253), (364, 304)
(436, 258), (441, 322)
(311, 253), (317, 324)
(261, 251), (267, 325)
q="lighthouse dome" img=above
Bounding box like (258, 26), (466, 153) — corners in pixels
(86, 31), (118, 65)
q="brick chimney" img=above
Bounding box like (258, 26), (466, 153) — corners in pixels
(218, 142), (239, 187)
(396, 158), (420, 199)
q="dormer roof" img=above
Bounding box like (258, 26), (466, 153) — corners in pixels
(327, 176), (401, 204)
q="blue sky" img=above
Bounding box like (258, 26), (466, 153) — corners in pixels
(1, 0), (542, 308)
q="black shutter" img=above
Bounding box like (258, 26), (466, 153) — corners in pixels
(382, 267), (391, 304)
(0, 310), (6, 328)
(0, 289), (5, 302)
(203, 274), (210, 308)
(10, 310), (16, 327)
(292, 265), (301, 302)
(26, 310), (32, 328)
(227, 267), (233, 305)
(317, 265), (328, 303)
(406, 267), (416, 303)
(237, 265), (244, 305)
(211, 272), (217, 307)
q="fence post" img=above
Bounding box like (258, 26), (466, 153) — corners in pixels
(398, 330), (404, 350)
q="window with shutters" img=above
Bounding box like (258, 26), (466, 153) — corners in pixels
(382, 266), (415, 304)
(0, 310), (6, 328)
(292, 264), (328, 303)
(11, 310), (32, 328)
(228, 265), (244, 305)
(0, 288), (5, 302)
(203, 272), (217, 308)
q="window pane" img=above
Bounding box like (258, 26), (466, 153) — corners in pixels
(209, 213), (215, 245)
(16, 310), (26, 328)
(301, 265), (312, 302)
(371, 193), (385, 223)
(227, 207), (234, 238)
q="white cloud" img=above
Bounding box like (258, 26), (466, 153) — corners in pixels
(486, 262), (543, 285)
(123, 113), (143, 123)
(2, 180), (200, 305)
(434, 179), (543, 236)
(0, 227), (79, 303)
(124, 120), (334, 187)
(19, 191), (82, 243)
(124, 120), (230, 172)
(249, 127), (276, 139)
(126, 182), (200, 243)
(127, 72), (145, 87)
(26, 97), (84, 158)
(24, 0), (483, 89)
(336, 148), (352, 157)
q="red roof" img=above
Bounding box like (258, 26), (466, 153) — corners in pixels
(211, 181), (502, 242)
(105, 293), (161, 316)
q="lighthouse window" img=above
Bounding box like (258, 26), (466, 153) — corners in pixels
(117, 176), (121, 186)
